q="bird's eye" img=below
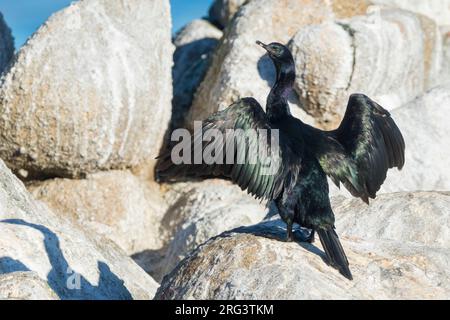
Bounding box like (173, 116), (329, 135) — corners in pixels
(270, 46), (281, 55)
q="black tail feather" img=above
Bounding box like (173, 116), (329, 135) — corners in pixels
(317, 228), (353, 280)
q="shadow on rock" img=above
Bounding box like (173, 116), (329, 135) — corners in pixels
(224, 219), (327, 262)
(1, 219), (132, 300)
(171, 37), (220, 131)
(0, 256), (30, 274)
(257, 53), (276, 86)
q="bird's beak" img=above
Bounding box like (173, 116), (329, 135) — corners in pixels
(256, 40), (270, 52)
(256, 40), (276, 56)
(256, 40), (267, 49)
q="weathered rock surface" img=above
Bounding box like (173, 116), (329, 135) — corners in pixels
(0, 12), (14, 74)
(189, 0), (372, 128)
(372, 0), (450, 26)
(0, 159), (158, 299)
(133, 179), (267, 282)
(378, 86), (450, 193)
(208, 0), (248, 29)
(332, 192), (450, 247)
(289, 9), (442, 127)
(0, 271), (59, 300)
(330, 86), (450, 197)
(28, 170), (167, 255)
(0, 0), (173, 179)
(172, 20), (222, 129)
(156, 192), (450, 299)
(440, 26), (450, 85)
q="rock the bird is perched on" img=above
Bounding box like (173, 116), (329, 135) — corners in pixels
(157, 41), (405, 280)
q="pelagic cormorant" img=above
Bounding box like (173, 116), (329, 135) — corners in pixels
(157, 41), (405, 280)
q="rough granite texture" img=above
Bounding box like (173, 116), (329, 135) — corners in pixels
(372, 0), (450, 26)
(189, 0), (372, 129)
(330, 86), (450, 197)
(172, 20), (223, 129)
(0, 272), (59, 300)
(156, 192), (450, 300)
(0, 0), (174, 179)
(28, 170), (168, 255)
(0, 159), (158, 299)
(133, 179), (267, 282)
(0, 12), (14, 74)
(332, 192), (450, 248)
(289, 9), (442, 127)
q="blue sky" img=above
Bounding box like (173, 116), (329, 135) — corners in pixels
(0, 0), (214, 49)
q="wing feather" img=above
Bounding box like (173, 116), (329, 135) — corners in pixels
(328, 93), (405, 202)
(157, 97), (302, 201)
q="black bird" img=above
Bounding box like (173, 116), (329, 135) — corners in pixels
(157, 41), (405, 280)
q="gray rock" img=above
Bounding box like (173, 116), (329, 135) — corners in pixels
(0, 159), (158, 299)
(0, 272), (59, 300)
(330, 86), (450, 198)
(440, 26), (450, 85)
(28, 170), (168, 255)
(172, 20), (222, 129)
(372, 0), (450, 26)
(332, 192), (450, 248)
(135, 179), (267, 282)
(156, 192), (450, 299)
(189, 0), (373, 129)
(0, 12), (14, 74)
(0, 0), (174, 178)
(208, 0), (248, 29)
(289, 9), (442, 127)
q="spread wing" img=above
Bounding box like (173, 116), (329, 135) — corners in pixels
(320, 93), (405, 203)
(157, 97), (302, 201)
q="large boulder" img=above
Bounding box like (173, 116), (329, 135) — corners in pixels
(172, 20), (222, 129)
(0, 159), (158, 299)
(332, 192), (450, 247)
(289, 9), (442, 127)
(330, 86), (450, 197)
(189, 0), (373, 128)
(156, 192), (450, 299)
(0, 271), (59, 300)
(0, 0), (173, 179)
(133, 179), (267, 282)
(208, 0), (248, 29)
(0, 12), (14, 74)
(372, 0), (450, 26)
(28, 170), (167, 255)
(378, 86), (450, 193)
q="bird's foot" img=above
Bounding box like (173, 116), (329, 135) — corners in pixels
(304, 229), (315, 243)
(292, 228), (315, 243)
(285, 229), (294, 242)
(285, 223), (294, 242)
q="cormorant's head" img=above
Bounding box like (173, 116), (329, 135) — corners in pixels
(256, 41), (293, 64)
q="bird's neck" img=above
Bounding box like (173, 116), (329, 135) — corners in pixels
(266, 61), (295, 122)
